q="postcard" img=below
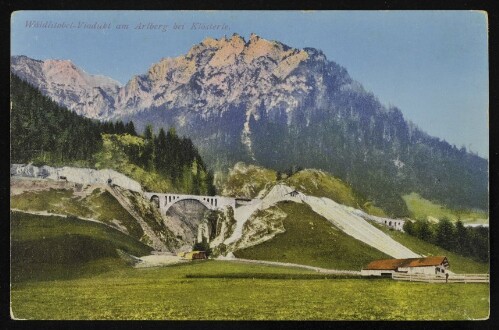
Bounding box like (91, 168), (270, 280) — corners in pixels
(10, 10), (489, 320)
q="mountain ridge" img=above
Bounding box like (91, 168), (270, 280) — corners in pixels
(11, 33), (365, 121)
(10, 33), (488, 215)
(11, 55), (121, 118)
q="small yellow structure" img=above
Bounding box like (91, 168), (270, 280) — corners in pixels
(177, 251), (207, 260)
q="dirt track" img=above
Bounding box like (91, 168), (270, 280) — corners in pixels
(216, 256), (361, 275)
(10, 208), (102, 223)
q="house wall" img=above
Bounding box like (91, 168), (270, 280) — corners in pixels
(192, 252), (206, 259)
(379, 218), (405, 231)
(360, 269), (395, 276)
(405, 266), (439, 275)
(362, 266), (448, 276)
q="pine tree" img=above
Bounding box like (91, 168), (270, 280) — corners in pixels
(11, 74), (217, 195)
(181, 164), (193, 193)
(455, 219), (470, 255)
(435, 217), (455, 251)
(125, 121), (137, 136)
(193, 237), (212, 257)
(469, 227), (489, 262)
(403, 220), (414, 235)
(415, 219), (433, 242)
(206, 171), (216, 196)
(140, 125), (154, 170)
(115, 121), (126, 134)
(191, 159), (201, 195)
(154, 128), (168, 175)
(143, 124), (154, 140)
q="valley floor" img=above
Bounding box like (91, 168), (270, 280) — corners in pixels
(11, 260), (489, 320)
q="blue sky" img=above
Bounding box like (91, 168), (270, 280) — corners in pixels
(11, 11), (489, 158)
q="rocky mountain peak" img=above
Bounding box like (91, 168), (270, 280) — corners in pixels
(44, 58), (76, 70)
(10, 35), (335, 120)
(249, 32), (260, 43)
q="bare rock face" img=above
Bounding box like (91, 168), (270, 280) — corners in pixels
(11, 55), (121, 119)
(10, 33), (338, 124)
(165, 199), (210, 245)
(230, 206), (287, 252)
(112, 33), (322, 129)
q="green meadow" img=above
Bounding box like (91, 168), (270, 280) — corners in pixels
(10, 210), (489, 320)
(11, 259), (489, 320)
(403, 192), (488, 224)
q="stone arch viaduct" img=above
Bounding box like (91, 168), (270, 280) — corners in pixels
(143, 192), (236, 214)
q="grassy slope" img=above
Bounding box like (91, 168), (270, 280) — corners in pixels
(285, 170), (357, 207)
(11, 211), (152, 282)
(221, 163), (386, 216)
(403, 192), (488, 224)
(85, 189), (144, 238)
(11, 188), (92, 217)
(10, 260), (489, 320)
(11, 187), (144, 241)
(371, 222), (489, 274)
(284, 169), (386, 216)
(221, 162), (277, 198)
(234, 202), (389, 270)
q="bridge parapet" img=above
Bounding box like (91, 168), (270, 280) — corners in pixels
(143, 192), (237, 213)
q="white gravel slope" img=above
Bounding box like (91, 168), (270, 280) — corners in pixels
(303, 196), (420, 258)
(226, 184), (420, 259)
(225, 185), (301, 245)
(11, 164), (142, 192)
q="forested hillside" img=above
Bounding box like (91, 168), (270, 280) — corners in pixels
(403, 219), (488, 262)
(93, 130), (216, 194)
(247, 105), (489, 216)
(10, 74), (215, 195)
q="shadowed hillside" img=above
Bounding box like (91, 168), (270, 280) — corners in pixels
(11, 211), (152, 282)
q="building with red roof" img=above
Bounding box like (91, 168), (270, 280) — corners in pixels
(361, 256), (449, 276)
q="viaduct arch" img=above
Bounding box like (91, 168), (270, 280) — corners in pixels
(143, 192), (236, 214)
